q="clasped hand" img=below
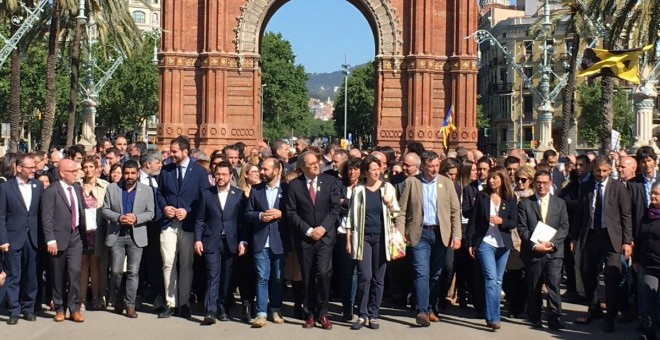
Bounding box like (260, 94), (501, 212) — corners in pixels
(164, 206), (187, 221)
(260, 209), (282, 222)
(310, 226), (325, 241)
(119, 213), (137, 226)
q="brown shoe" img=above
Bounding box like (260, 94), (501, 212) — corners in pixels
(70, 312), (85, 323)
(125, 307), (138, 319)
(415, 313), (430, 327)
(53, 312), (65, 322)
(429, 312), (440, 322)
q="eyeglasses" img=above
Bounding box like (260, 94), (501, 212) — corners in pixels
(536, 181), (551, 187)
(402, 163), (416, 168)
(515, 177), (528, 184)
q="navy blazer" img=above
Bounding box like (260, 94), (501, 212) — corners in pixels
(286, 174), (341, 248)
(194, 185), (244, 254)
(157, 160), (210, 232)
(0, 178), (44, 250)
(245, 182), (291, 254)
(466, 192), (518, 250)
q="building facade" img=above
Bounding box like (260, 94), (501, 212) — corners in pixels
(128, 0), (161, 32)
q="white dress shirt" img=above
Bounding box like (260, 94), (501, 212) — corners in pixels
(16, 177), (32, 211)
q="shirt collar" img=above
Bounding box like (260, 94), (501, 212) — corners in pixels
(420, 174), (438, 184)
(178, 157), (190, 169)
(644, 170), (657, 183)
(305, 175), (317, 184)
(535, 193), (549, 203)
(139, 169), (150, 179)
(597, 176), (609, 187)
(217, 185), (231, 194)
(16, 177), (28, 186)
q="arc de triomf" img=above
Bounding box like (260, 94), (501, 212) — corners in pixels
(157, 0), (479, 151)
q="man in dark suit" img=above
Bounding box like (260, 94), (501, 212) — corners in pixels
(194, 161), (245, 325)
(245, 157), (290, 328)
(0, 154), (44, 324)
(517, 170), (569, 330)
(632, 146), (657, 208)
(572, 155), (633, 333)
(156, 136), (210, 319)
(102, 160), (155, 318)
(41, 159), (87, 323)
(286, 151), (340, 330)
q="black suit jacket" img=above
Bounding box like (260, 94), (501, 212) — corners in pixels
(285, 174), (340, 248)
(632, 173), (652, 207)
(194, 185), (244, 254)
(517, 195), (569, 263)
(625, 180), (646, 239)
(0, 178), (43, 250)
(462, 181), (481, 219)
(40, 181), (87, 251)
(245, 182), (290, 254)
(572, 177), (632, 252)
(157, 160), (210, 232)
(466, 192), (518, 249)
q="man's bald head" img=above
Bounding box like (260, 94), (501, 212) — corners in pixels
(58, 159), (79, 185)
(349, 148), (362, 159)
(403, 152), (421, 177)
(617, 156), (638, 181)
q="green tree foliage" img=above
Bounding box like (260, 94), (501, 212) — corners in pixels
(578, 82), (633, 148)
(333, 62), (374, 140)
(476, 104), (489, 129)
(260, 32), (316, 141)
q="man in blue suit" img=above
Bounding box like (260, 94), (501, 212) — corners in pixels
(0, 154), (43, 324)
(156, 136), (210, 319)
(245, 158), (290, 328)
(194, 161), (245, 325)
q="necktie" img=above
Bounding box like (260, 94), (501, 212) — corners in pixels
(540, 197), (548, 223)
(177, 166), (183, 188)
(68, 186), (77, 231)
(148, 176), (155, 188)
(594, 183), (603, 230)
(309, 180), (316, 205)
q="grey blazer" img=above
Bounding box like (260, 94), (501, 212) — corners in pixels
(102, 182), (155, 248)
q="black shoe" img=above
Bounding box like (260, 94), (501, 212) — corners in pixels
(217, 310), (229, 321)
(369, 318), (380, 330)
(548, 320), (566, 331)
(530, 320), (543, 329)
(7, 316), (19, 325)
(241, 304), (251, 323)
(158, 307), (176, 318)
(200, 315), (216, 326)
(351, 317), (367, 330)
(603, 320), (615, 333)
(178, 305), (191, 319)
(293, 304), (303, 320)
(22, 313), (36, 321)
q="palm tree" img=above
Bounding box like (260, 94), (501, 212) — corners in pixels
(65, 20), (83, 147)
(1, 0), (26, 152)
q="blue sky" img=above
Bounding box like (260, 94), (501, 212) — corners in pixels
(265, 0), (374, 74)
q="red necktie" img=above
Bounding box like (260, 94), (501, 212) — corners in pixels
(309, 180), (316, 205)
(68, 186), (77, 231)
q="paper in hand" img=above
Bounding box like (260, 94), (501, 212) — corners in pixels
(530, 221), (557, 244)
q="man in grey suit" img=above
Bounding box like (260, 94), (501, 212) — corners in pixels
(102, 160), (155, 318)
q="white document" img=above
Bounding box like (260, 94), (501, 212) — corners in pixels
(85, 208), (97, 231)
(530, 221), (557, 244)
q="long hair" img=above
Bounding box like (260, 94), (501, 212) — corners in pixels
(484, 165), (514, 200)
(458, 159), (475, 190)
(237, 162), (258, 192)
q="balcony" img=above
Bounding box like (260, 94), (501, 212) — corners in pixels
(491, 82), (513, 94)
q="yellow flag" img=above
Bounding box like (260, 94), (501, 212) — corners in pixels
(577, 45), (653, 84)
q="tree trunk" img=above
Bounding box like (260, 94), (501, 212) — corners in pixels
(8, 26), (21, 152)
(40, 0), (60, 152)
(66, 21), (83, 147)
(559, 33), (580, 156)
(599, 76), (614, 153)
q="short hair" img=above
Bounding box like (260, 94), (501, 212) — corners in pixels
(515, 165), (536, 182)
(263, 157), (283, 172)
(106, 147), (121, 158)
(476, 156), (491, 167)
(420, 150), (440, 164)
(543, 149), (558, 160)
(504, 156), (520, 167)
(406, 141), (426, 157)
(296, 150), (319, 170)
(122, 159), (139, 171)
(272, 139), (289, 157)
(593, 155), (611, 168)
(535, 162), (550, 173)
(440, 158), (460, 176)
(96, 137), (111, 148)
(360, 155), (381, 175)
(16, 153), (33, 167)
(334, 149), (348, 160)
(636, 146), (657, 163)
(534, 169), (551, 181)
(170, 136), (190, 153)
(67, 145), (84, 159)
(223, 144), (240, 156)
(324, 142), (340, 155)
(455, 146), (469, 163)
(140, 151), (162, 167)
(134, 141), (147, 155)
(50, 150), (63, 160)
(576, 154), (590, 165)
(652, 181), (660, 192)
(375, 146), (395, 168)
(80, 155), (98, 168)
(32, 150), (46, 161)
(212, 160), (232, 173)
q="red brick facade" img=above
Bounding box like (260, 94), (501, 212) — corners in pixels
(158, 0), (478, 151)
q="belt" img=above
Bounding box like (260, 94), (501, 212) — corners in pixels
(422, 225), (439, 230)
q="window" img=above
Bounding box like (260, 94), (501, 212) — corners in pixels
(524, 40), (533, 58)
(132, 11), (146, 24)
(153, 13), (159, 24)
(523, 127), (533, 141)
(523, 95), (534, 119)
(565, 39), (574, 55)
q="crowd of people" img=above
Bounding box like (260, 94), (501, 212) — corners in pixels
(0, 135), (655, 339)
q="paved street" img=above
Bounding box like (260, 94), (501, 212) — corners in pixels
(0, 298), (637, 340)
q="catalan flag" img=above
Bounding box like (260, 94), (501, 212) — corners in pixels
(440, 105), (456, 150)
(577, 45), (653, 84)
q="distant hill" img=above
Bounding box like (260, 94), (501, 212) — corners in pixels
(306, 64), (366, 100)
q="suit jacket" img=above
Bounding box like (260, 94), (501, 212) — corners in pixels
(462, 181), (482, 219)
(571, 177), (632, 252)
(0, 178), (44, 250)
(285, 174), (340, 248)
(625, 181), (646, 239)
(394, 174), (462, 247)
(245, 182), (290, 254)
(632, 173), (652, 207)
(40, 181), (87, 251)
(517, 195), (569, 263)
(466, 192), (518, 249)
(194, 185), (244, 254)
(156, 160), (210, 232)
(140, 172), (162, 222)
(102, 182), (155, 248)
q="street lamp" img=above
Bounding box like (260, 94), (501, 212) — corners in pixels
(260, 84), (267, 141)
(75, 0), (86, 25)
(79, 18), (98, 150)
(341, 54), (350, 141)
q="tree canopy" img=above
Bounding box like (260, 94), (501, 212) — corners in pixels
(333, 62), (375, 142)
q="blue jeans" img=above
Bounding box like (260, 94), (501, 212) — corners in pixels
(254, 248), (285, 317)
(477, 242), (509, 324)
(409, 229), (447, 315)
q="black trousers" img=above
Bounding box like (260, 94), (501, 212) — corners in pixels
(454, 242), (474, 307)
(139, 222), (164, 302)
(580, 229), (621, 321)
(298, 240), (333, 318)
(503, 267), (526, 316)
(526, 257), (562, 322)
(50, 232), (83, 313)
(563, 237), (577, 293)
(355, 233), (386, 319)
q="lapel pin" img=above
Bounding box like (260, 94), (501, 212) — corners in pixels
(230, 190), (235, 195)
(278, 194), (282, 199)
(438, 183), (443, 189)
(32, 184), (36, 188)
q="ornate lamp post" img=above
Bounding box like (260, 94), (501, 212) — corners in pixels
(633, 43), (660, 150)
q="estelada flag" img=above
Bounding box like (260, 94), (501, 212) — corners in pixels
(440, 105), (456, 150)
(577, 45), (653, 84)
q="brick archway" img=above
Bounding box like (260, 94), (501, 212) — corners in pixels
(158, 0), (479, 151)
